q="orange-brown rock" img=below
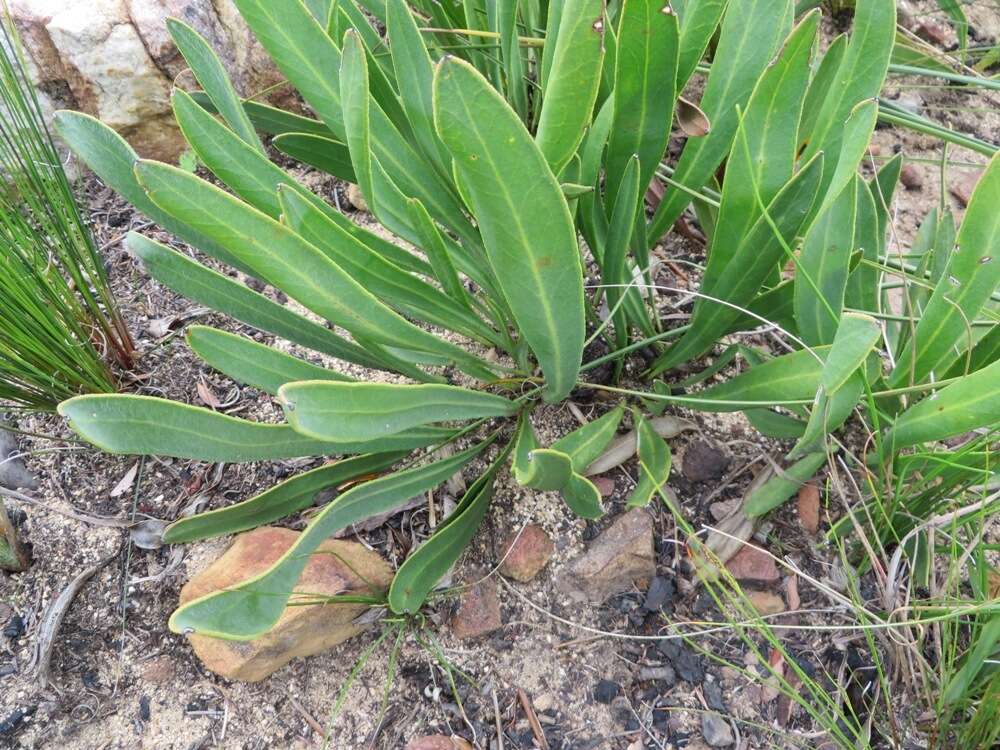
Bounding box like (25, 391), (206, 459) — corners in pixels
(178, 527), (391, 682)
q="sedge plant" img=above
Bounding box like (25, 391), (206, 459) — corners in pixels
(0, 14), (133, 410)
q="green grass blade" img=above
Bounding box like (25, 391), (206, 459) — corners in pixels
(434, 57), (585, 402)
(168, 442), (488, 639)
(187, 325), (353, 395)
(163, 452), (407, 543)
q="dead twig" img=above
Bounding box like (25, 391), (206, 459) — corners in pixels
(516, 688), (548, 750)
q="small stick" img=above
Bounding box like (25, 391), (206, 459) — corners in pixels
(289, 695), (326, 738)
(491, 687), (505, 750)
(516, 688), (548, 750)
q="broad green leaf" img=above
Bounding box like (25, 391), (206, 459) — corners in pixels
(603, 156), (642, 352)
(704, 11), (817, 296)
(812, 98), (878, 220)
(744, 451), (828, 517)
(133, 160), (478, 368)
(59, 395), (452, 462)
(577, 97), (614, 257)
(278, 187), (500, 346)
(520, 449), (575, 492)
(844, 173), (882, 312)
(605, 0), (679, 206)
(126, 233), (382, 370)
(945, 324), (1000, 379)
(562, 473), (603, 519)
(798, 34), (846, 153)
(172, 88), (291, 218)
(188, 91), (333, 137)
(890, 152), (1000, 384)
(651, 152), (824, 373)
(434, 57), (585, 402)
(406, 198), (472, 309)
(794, 178), (858, 345)
(187, 326), (352, 395)
(386, 0), (452, 171)
(169, 441), (488, 639)
(690, 347), (828, 411)
(512, 414), (539, 484)
(272, 133), (356, 182)
(628, 413), (671, 508)
(745, 408), (807, 438)
(550, 406), (625, 474)
(647, 0), (794, 244)
(676, 0), (727, 89)
(167, 18), (264, 153)
(53, 111), (252, 277)
(820, 313), (882, 393)
(788, 373), (864, 459)
(800, 0), (894, 194)
(278, 382), (517, 442)
(388, 442), (512, 613)
(341, 30), (376, 207)
(163, 452), (406, 543)
(886, 358), (1000, 451)
(535, 0), (605, 175)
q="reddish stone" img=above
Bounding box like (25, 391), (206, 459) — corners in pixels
(499, 525), (554, 582)
(591, 475), (616, 497)
(797, 483), (820, 535)
(950, 171), (982, 207)
(899, 163), (923, 191)
(405, 736), (474, 750)
(746, 591), (785, 616)
(451, 578), (502, 639)
(724, 545), (780, 584)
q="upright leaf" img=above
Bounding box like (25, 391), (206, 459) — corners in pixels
(628, 413), (672, 507)
(890, 153), (1000, 384)
(535, 0), (605, 175)
(605, 0), (679, 206)
(434, 57), (585, 401)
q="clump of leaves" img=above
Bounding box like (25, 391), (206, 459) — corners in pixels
(52, 0), (998, 648)
(0, 15), (133, 409)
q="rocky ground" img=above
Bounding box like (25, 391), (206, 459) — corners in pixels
(1, 3), (999, 749)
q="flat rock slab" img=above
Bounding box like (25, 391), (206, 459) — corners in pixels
(178, 526), (391, 682)
(565, 508), (655, 603)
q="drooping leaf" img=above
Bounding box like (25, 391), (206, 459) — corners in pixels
(58, 395), (452, 462)
(388, 441), (512, 613)
(516, 448), (575, 492)
(187, 325), (352, 395)
(278, 382), (517, 442)
(689, 347), (828, 411)
(562, 473), (604, 519)
(550, 406), (625, 474)
(163, 452), (407, 543)
(169, 441), (489, 639)
(434, 57), (585, 401)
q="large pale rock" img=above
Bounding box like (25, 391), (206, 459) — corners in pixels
(565, 508), (656, 603)
(179, 526), (392, 682)
(10, 0), (282, 160)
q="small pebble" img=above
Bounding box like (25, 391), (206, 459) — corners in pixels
(701, 712), (734, 747)
(2, 614), (23, 640)
(594, 679), (620, 704)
